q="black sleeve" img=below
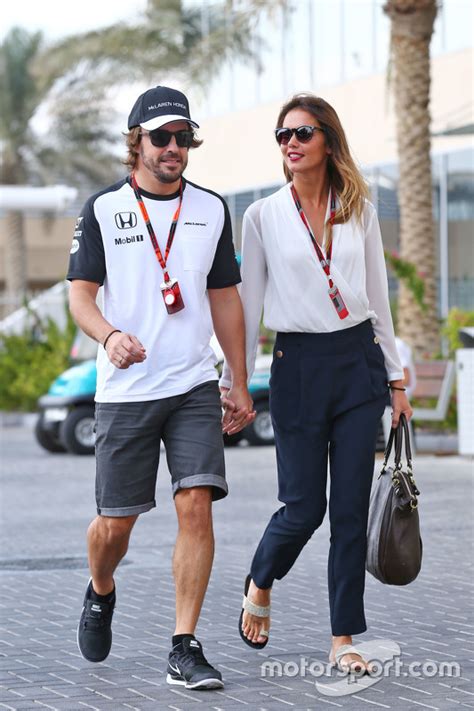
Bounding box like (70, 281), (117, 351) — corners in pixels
(66, 196), (106, 285)
(207, 200), (241, 289)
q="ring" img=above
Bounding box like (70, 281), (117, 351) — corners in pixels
(120, 357), (124, 365)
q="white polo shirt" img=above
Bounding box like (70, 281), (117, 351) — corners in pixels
(67, 176), (240, 402)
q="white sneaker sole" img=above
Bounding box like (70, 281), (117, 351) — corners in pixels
(166, 673), (224, 689)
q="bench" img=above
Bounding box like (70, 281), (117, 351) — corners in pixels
(381, 359), (455, 450)
(412, 360), (455, 421)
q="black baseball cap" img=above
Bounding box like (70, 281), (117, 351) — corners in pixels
(127, 85), (199, 131)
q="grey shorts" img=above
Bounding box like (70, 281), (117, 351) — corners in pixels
(94, 380), (227, 517)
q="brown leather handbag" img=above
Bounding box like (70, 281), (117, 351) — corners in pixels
(366, 414), (422, 585)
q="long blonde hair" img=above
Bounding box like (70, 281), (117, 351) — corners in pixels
(277, 94), (369, 244)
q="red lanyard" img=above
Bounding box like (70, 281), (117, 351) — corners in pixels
(290, 183), (349, 319)
(290, 183), (336, 288)
(130, 173), (183, 283)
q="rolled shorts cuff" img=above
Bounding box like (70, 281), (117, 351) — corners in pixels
(172, 474), (228, 501)
(97, 500), (156, 517)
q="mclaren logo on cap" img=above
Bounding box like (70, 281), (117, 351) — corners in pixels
(148, 101), (187, 111)
(115, 212), (138, 230)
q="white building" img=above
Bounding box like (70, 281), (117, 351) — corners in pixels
(186, 0), (473, 317)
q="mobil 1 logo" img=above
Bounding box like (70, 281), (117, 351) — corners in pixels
(114, 234), (144, 246)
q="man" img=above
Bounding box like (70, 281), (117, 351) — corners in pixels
(67, 85), (254, 690)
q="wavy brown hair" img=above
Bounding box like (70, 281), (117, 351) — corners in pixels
(122, 127), (203, 171)
(277, 94), (369, 243)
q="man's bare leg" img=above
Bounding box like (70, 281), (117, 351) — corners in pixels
(173, 487), (214, 634)
(87, 514), (138, 594)
(78, 514), (138, 663)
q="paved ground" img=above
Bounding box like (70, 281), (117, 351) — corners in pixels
(0, 424), (473, 710)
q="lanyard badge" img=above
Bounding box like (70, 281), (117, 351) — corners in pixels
(290, 184), (349, 320)
(327, 284), (348, 319)
(131, 174), (185, 315)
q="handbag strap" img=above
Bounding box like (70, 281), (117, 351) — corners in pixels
(392, 414), (420, 498)
(381, 414), (413, 473)
(395, 414), (413, 469)
(382, 424), (397, 469)
(394, 419), (404, 467)
(400, 413), (413, 466)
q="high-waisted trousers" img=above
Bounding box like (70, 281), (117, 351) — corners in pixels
(250, 319), (390, 636)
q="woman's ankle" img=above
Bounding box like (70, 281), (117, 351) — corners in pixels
(332, 635), (352, 647)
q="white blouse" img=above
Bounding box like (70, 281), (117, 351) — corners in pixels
(220, 183), (403, 388)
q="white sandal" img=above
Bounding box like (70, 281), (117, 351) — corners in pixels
(238, 574), (270, 649)
(330, 644), (371, 674)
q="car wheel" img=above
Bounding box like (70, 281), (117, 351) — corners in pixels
(245, 400), (274, 446)
(59, 406), (95, 455)
(34, 415), (67, 453)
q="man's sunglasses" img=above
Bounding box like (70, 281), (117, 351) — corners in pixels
(142, 128), (194, 148)
(275, 125), (325, 145)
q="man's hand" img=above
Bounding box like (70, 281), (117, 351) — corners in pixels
(105, 331), (147, 370)
(220, 385), (256, 435)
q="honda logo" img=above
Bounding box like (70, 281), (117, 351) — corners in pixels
(115, 212), (137, 229)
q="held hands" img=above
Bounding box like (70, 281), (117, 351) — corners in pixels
(220, 385), (256, 436)
(104, 331), (146, 369)
(390, 384), (413, 428)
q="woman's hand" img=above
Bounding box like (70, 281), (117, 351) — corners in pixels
(390, 387), (413, 428)
(220, 385), (256, 435)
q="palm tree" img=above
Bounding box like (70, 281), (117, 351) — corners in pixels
(0, 29), (42, 314)
(0, 0), (284, 315)
(383, 0), (439, 356)
(0, 28), (121, 314)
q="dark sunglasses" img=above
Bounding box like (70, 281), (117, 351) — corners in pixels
(143, 128), (194, 148)
(275, 125), (325, 145)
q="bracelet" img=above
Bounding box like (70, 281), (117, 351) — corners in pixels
(103, 329), (121, 349)
(389, 385), (406, 391)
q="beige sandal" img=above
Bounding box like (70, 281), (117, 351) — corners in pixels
(330, 644), (372, 674)
(238, 574), (270, 649)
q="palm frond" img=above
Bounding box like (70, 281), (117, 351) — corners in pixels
(35, 0), (285, 88)
(1, 1), (289, 189)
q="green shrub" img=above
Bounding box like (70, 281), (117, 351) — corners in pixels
(412, 394), (457, 432)
(442, 307), (474, 358)
(384, 251), (426, 310)
(0, 312), (75, 412)
(411, 307), (474, 432)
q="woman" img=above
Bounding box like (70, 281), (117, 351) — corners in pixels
(220, 94), (413, 673)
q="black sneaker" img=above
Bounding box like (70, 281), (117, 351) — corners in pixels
(167, 637), (224, 690)
(77, 579), (115, 663)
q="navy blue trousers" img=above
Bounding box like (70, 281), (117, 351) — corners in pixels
(250, 320), (390, 636)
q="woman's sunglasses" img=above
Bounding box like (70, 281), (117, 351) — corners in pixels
(142, 128), (195, 148)
(274, 125), (325, 146)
